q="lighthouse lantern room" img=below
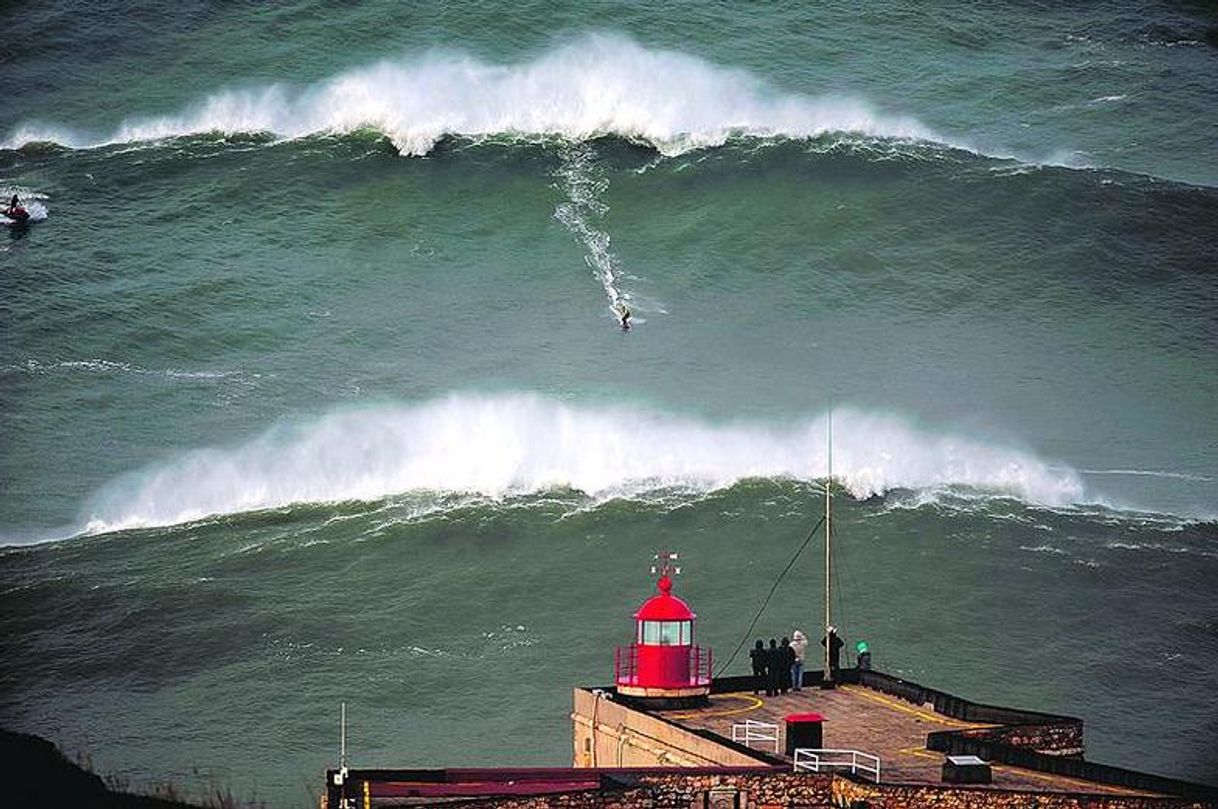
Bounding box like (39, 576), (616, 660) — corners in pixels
(614, 552), (712, 705)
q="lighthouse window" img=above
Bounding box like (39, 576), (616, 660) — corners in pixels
(639, 621), (692, 645)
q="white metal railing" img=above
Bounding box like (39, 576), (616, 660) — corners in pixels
(793, 748), (881, 782)
(731, 720), (780, 753)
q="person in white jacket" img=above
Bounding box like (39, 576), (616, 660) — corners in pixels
(790, 630), (808, 691)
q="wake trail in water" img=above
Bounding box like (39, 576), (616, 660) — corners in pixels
(553, 143), (632, 319)
(1079, 468), (1215, 482)
(70, 393), (1093, 537)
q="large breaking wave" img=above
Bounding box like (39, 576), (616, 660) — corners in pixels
(79, 393), (1086, 535)
(5, 34), (952, 157)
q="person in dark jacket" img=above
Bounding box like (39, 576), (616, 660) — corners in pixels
(779, 637), (795, 694)
(765, 638), (780, 696)
(749, 640), (766, 695)
(821, 626), (844, 678)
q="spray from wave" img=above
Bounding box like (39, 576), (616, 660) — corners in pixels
(4, 33), (948, 157)
(78, 393), (1086, 535)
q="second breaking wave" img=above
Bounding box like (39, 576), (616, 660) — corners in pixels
(77, 393), (1087, 535)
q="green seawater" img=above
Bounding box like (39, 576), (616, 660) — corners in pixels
(2, 2), (1217, 806)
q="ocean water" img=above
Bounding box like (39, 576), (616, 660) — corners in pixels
(2, 1), (1217, 805)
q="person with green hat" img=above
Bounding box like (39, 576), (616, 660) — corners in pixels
(856, 640), (872, 671)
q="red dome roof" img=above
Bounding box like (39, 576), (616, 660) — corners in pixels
(634, 576), (697, 621)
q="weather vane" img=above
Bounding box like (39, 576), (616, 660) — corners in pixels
(650, 551), (682, 579)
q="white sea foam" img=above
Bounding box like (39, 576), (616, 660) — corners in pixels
(1019, 544), (1067, 555)
(553, 142), (633, 316)
(79, 393), (1086, 534)
(2, 357), (257, 382)
(4, 34), (947, 157)
(1079, 468), (1214, 483)
(22, 201), (49, 222)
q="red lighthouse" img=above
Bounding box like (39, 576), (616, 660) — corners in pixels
(614, 553), (712, 706)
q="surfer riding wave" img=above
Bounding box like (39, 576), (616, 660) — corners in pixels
(616, 301), (632, 330)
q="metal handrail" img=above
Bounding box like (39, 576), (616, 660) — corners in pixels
(614, 644), (712, 685)
(793, 748), (881, 782)
(731, 720), (780, 752)
(614, 645), (637, 682)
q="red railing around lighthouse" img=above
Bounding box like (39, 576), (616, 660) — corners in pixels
(614, 644), (712, 689)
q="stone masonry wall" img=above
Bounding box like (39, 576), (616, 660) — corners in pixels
(416, 772), (833, 809)
(957, 722), (1084, 756)
(372, 773), (1211, 809)
(834, 778), (1210, 809)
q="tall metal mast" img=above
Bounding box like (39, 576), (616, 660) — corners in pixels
(823, 408), (833, 684)
(340, 701), (347, 771)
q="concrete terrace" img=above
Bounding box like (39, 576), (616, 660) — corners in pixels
(653, 683), (1161, 797)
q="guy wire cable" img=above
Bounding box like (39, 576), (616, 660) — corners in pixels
(714, 515), (826, 677)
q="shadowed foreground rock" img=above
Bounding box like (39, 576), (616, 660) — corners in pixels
(0, 728), (201, 809)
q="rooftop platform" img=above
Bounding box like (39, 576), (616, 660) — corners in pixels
(653, 682), (1159, 796)
(322, 669), (1216, 808)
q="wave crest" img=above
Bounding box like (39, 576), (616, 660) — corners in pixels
(80, 393), (1085, 534)
(5, 34), (948, 157)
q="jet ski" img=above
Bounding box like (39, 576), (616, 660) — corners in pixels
(2, 206), (32, 226)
